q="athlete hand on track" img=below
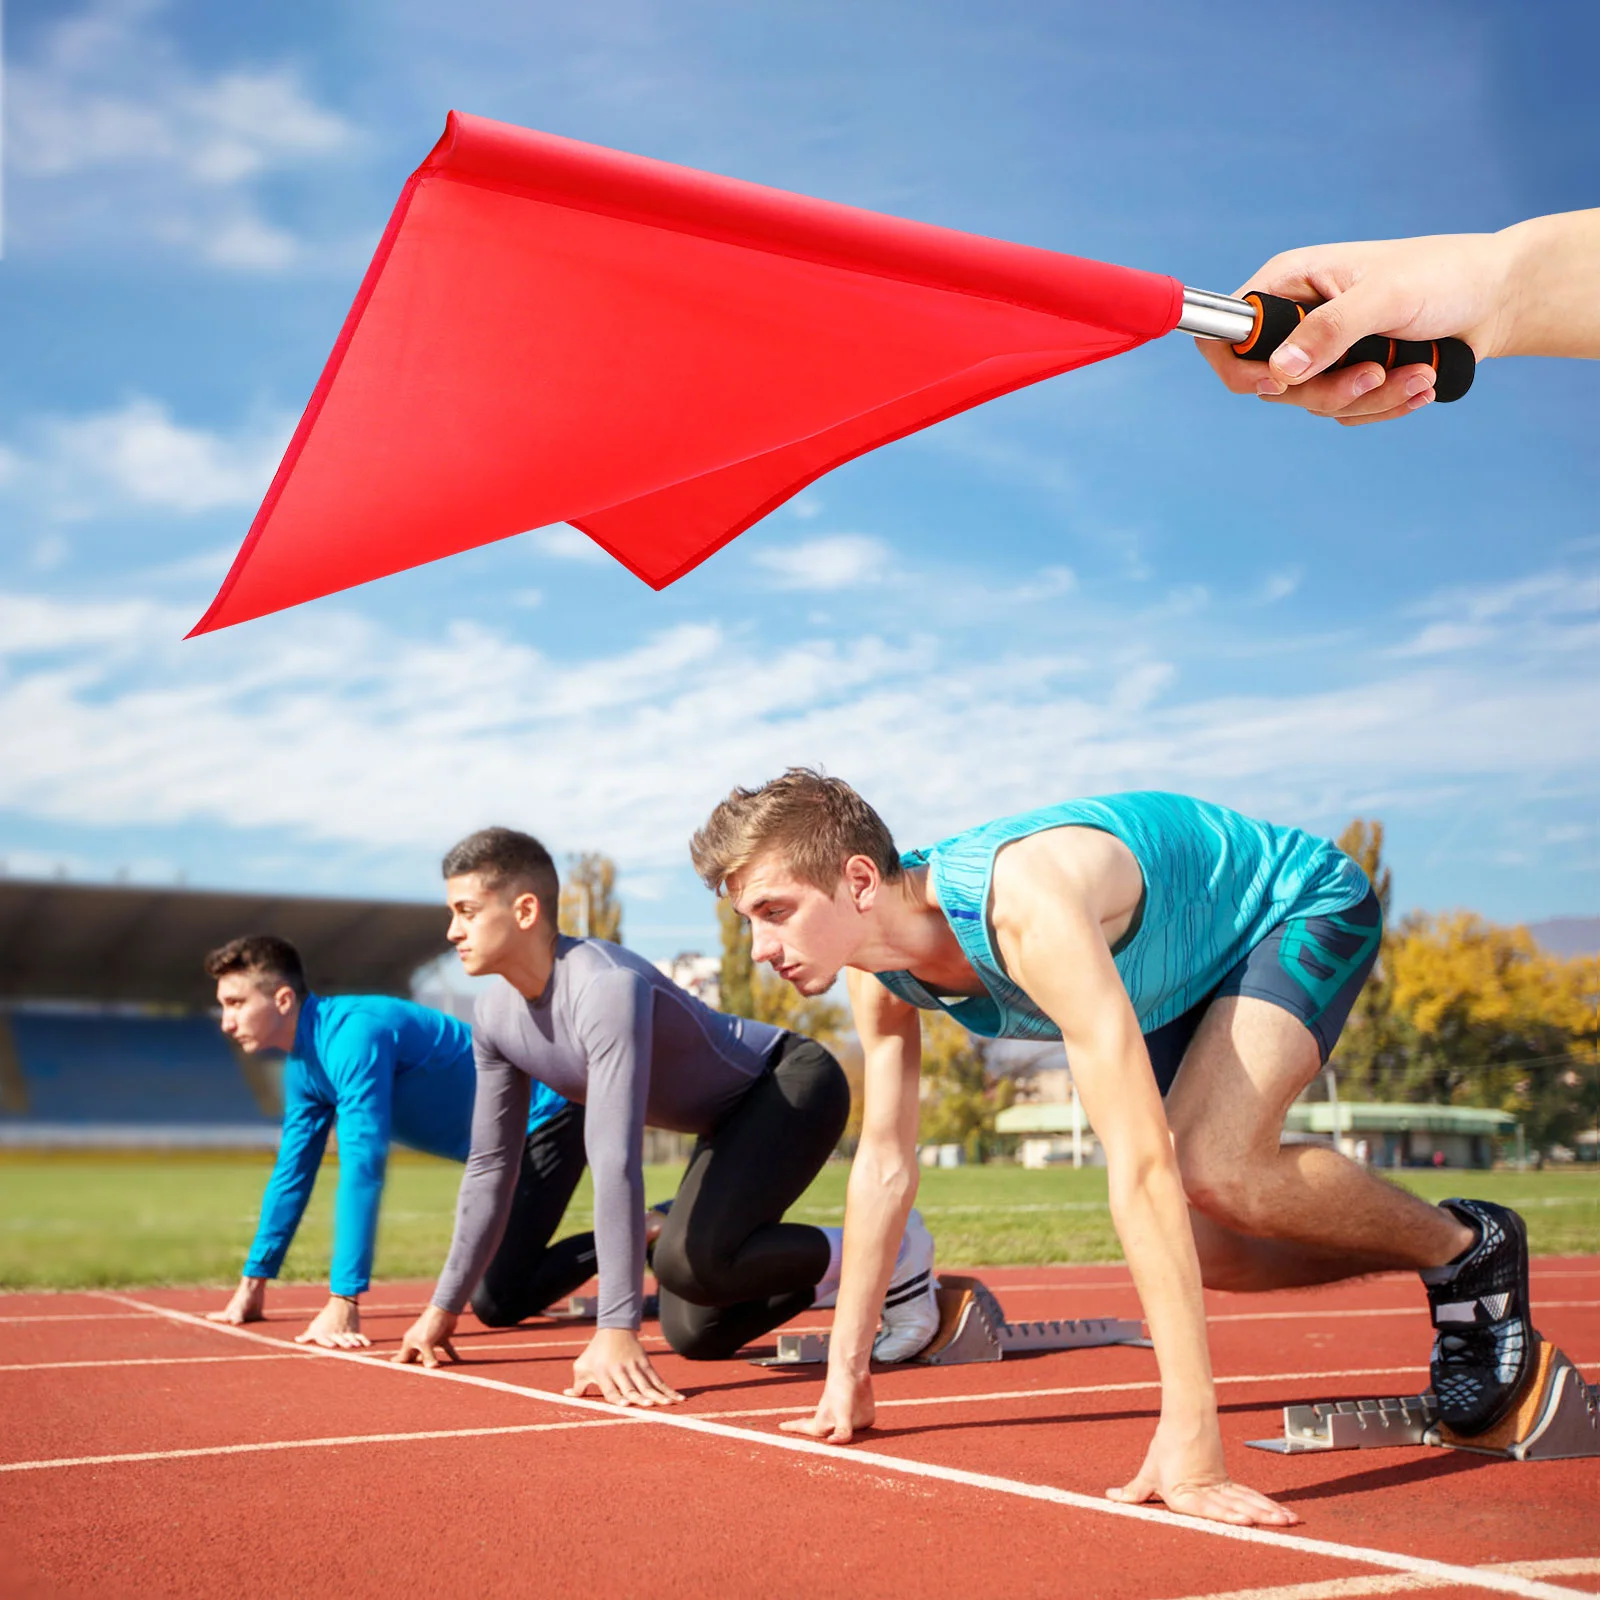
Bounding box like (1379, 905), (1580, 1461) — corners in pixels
(780, 1370), (875, 1444)
(565, 1328), (683, 1407)
(207, 1275), (267, 1326)
(1106, 1419), (1299, 1527)
(294, 1294), (371, 1350)
(1196, 232), (1513, 426)
(393, 1305), (460, 1367)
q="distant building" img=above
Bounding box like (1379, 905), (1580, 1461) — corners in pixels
(1283, 1102), (1519, 1170)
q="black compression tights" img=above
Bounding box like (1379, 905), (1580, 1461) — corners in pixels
(653, 1035), (850, 1361)
(470, 1103), (596, 1327)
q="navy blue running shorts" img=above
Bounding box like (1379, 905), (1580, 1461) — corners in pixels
(1143, 887), (1383, 1096)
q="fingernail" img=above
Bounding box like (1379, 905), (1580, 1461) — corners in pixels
(1405, 372), (1435, 398)
(1273, 344), (1311, 378)
(1255, 378), (1285, 397)
(1351, 369), (1383, 397)
(1407, 392), (1433, 411)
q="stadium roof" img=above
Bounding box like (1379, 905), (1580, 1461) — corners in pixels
(0, 878), (452, 1008)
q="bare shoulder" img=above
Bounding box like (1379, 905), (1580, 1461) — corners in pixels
(846, 968), (917, 1032)
(989, 831), (1096, 919)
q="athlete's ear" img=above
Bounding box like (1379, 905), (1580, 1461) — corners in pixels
(272, 984), (297, 1016)
(511, 890), (542, 932)
(841, 854), (881, 912)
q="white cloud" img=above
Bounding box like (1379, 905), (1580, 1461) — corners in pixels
(1, 398), (292, 519)
(0, 561), (1595, 893)
(1257, 569), (1301, 605)
(753, 534), (891, 591)
(7, 1), (358, 272)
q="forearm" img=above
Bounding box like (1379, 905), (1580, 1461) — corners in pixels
(1109, 1151), (1216, 1428)
(829, 1144), (917, 1376)
(433, 1062), (530, 1312)
(1496, 210), (1600, 359)
(329, 1153), (387, 1298)
(591, 1158), (646, 1331)
(244, 1142), (325, 1278)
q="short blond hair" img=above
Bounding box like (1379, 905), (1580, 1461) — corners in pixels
(691, 769), (902, 895)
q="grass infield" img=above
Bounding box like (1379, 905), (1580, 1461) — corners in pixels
(1, 1151), (1596, 1293)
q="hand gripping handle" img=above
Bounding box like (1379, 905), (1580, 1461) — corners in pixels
(1231, 291), (1476, 403)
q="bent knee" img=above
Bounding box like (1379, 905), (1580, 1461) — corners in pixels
(1177, 1146), (1270, 1236)
(662, 1322), (742, 1362)
(468, 1290), (523, 1329)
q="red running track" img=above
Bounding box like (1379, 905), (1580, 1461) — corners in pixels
(2, 1260), (1597, 1600)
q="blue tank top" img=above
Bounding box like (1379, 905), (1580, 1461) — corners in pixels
(874, 792), (1368, 1039)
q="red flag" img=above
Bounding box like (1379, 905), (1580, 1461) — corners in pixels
(192, 112), (1181, 635)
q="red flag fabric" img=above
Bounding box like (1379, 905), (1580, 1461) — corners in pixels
(192, 112), (1182, 635)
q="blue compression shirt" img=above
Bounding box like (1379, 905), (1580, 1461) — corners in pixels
(243, 993), (565, 1296)
(875, 792), (1369, 1039)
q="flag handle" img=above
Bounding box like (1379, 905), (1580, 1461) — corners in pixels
(1177, 286), (1476, 402)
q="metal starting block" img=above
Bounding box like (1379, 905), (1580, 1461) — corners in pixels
(1246, 1339), (1600, 1462)
(752, 1273), (1147, 1369)
(551, 1292), (660, 1323)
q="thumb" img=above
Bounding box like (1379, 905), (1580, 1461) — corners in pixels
(1267, 276), (1413, 385)
(1106, 1471), (1158, 1505)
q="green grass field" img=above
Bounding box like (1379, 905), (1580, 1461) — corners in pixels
(1, 1152), (1596, 1292)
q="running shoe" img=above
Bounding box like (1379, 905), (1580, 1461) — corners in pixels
(1420, 1197), (1535, 1434)
(873, 1209), (940, 1363)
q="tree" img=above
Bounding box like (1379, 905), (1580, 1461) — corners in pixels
(1329, 818), (1408, 1097)
(917, 1012), (1017, 1163)
(559, 853), (623, 942)
(714, 897), (848, 1051)
(1387, 912), (1599, 1149)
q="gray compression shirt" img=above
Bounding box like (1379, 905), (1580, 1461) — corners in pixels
(432, 937), (786, 1327)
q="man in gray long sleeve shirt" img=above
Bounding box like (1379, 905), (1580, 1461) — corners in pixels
(396, 826), (941, 1407)
(432, 935), (784, 1329)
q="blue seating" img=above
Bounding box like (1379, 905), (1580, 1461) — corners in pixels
(4, 1011), (272, 1126)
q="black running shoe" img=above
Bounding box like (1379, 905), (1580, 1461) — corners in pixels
(1420, 1198), (1535, 1434)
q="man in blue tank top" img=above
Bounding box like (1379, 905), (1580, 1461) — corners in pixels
(203, 934), (590, 1348)
(693, 773), (1534, 1530)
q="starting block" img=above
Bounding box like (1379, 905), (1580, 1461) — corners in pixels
(753, 1273), (1147, 1368)
(552, 1292), (660, 1322)
(1246, 1339), (1600, 1462)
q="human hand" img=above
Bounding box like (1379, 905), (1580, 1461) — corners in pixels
(1107, 1419), (1299, 1526)
(565, 1327), (684, 1407)
(779, 1369), (876, 1444)
(206, 1276), (267, 1326)
(1197, 231), (1512, 425)
(294, 1294), (371, 1350)
(392, 1305), (460, 1367)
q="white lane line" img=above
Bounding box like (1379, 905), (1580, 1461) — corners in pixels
(698, 1366), (1466, 1420)
(98, 1294), (1590, 1600)
(1208, 1303), (1599, 1325)
(0, 1418), (629, 1474)
(0, 1353), (306, 1374)
(0, 1312), (156, 1324)
(1159, 1558), (1600, 1600)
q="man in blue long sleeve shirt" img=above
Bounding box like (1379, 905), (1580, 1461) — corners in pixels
(203, 934), (590, 1348)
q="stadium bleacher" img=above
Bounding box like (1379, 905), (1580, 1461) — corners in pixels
(0, 1009), (279, 1148)
(0, 877), (455, 1149)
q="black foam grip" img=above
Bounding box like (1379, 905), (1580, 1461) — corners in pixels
(1233, 292), (1476, 403)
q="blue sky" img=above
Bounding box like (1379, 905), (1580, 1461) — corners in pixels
(0, 0), (1596, 964)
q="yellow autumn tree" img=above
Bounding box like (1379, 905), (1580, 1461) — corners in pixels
(917, 1011), (1017, 1162)
(1387, 912), (1599, 1146)
(1329, 819), (1406, 1097)
(558, 852), (623, 942)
